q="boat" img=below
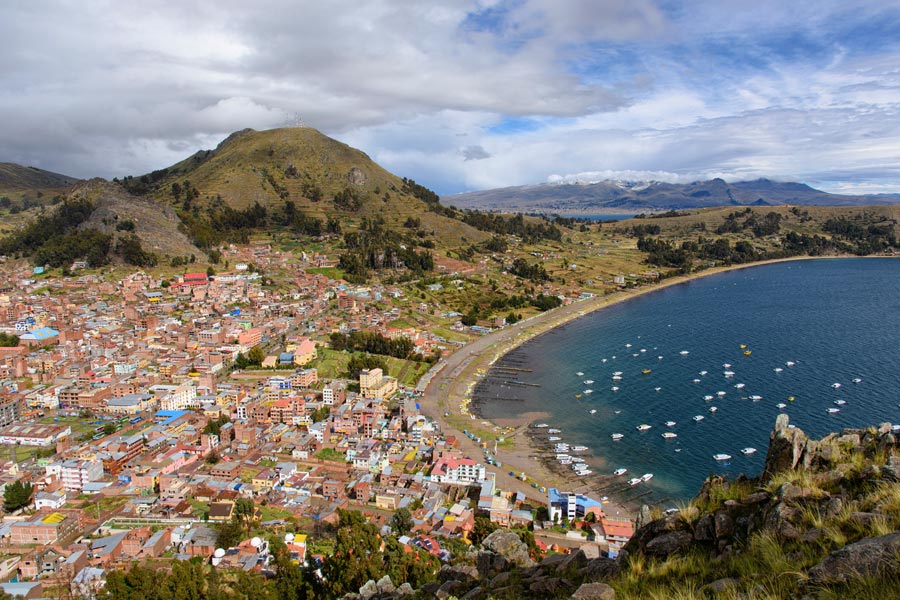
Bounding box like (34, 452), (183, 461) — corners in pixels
(636, 424), (652, 431)
(642, 369), (652, 375)
(655, 387), (662, 391)
(611, 386), (620, 392)
(708, 406), (718, 413)
(610, 433), (624, 440)
(628, 477), (642, 486)
(704, 395), (714, 401)
(584, 389), (593, 394)
(548, 428), (561, 433)
(589, 409), (597, 414)
(641, 348), (647, 353)
(535, 423), (549, 428)
(741, 447), (757, 455)
(774, 367), (783, 373)
(572, 445), (589, 452)
(612, 375), (622, 381)
(723, 363), (732, 368)
(575, 394), (582, 398)
(613, 371), (623, 376)
(548, 436), (561, 441)
(852, 377), (862, 383)
(583, 380), (594, 384)
(613, 468), (627, 476)
(776, 403), (787, 409)
(641, 473), (653, 481)
(576, 469), (592, 476)
(699, 370), (708, 376)
(680, 350), (690, 355)
(826, 408), (840, 414)
(661, 432), (678, 439)
(713, 453), (732, 461)
(693, 378), (701, 383)
(601, 358), (607, 363)
(573, 463), (589, 470)
(786, 361), (796, 367)
(625, 343), (632, 348)
(693, 415), (705, 422)
(734, 383), (745, 389)
(834, 399), (846, 406)
(749, 395), (763, 401)
(576, 372), (584, 376)
(740, 344), (747, 349)
(744, 350), (752, 356)
(788, 396), (795, 402)
(665, 421), (676, 427)
(831, 383), (842, 389)
(717, 391), (727, 396)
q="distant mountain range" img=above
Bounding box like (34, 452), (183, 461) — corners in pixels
(444, 178), (900, 213)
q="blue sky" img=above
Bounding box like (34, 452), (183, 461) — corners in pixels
(2, 0), (900, 196)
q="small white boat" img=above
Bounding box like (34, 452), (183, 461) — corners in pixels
(661, 432), (678, 439)
(680, 350), (690, 355)
(831, 383), (842, 389)
(628, 477), (642, 486)
(774, 367), (784, 373)
(611, 386), (620, 392)
(548, 428), (561, 433)
(583, 379), (594, 384)
(576, 469), (592, 476)
(613, 371), (623, 376)
(724, 371), (735, 377)
(535, 423), (549, 428)
(833, 399), (846, 406)
(549, 436), (561, 441)
(573, 463), (589, 470)
(693, 379), (701, 383)
(852, 377), (862, 384)
(612, 375), (622, 381)
(704, 395), (714, 401)
(613, 468), (627, 476)
(749, 395), (763, 401)
(576, 372), (584, 376)
(584, 389), (593, 394)
(693, 415), (705, 422)
(786, 361), (795, 367)
(625, 343), (632, 348)
(699, 370), (708, 376)
(610, 433), (624, 440)
(601, 359), (607, 363)
(658, 355), (664, 360)
(826, 408), (840, 414)
(665, 421), (676, 427)
(741, 447), (757, 455)
(641, 473), (653, 481)
(590, 409), (597, 414)
(723, 363), (732, 368)
(734, 383), (745, 389)
(572, 445), (589, 452)
(632, 353), (640, 357)
(709, 406), (718, 413)
(717, 391), (727, 397)
(713, 453), (732, 461)
(636, 424), (652, 431)
(655, 387), (662, 391)
(776, 403), (787, 409)
(641, 349), (647, 353)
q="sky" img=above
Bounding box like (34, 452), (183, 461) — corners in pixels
(3, 1), (900, 196)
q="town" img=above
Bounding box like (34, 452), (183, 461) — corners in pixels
(0, 242), (632, 599)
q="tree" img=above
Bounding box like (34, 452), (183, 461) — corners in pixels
(247, 346), (265, 366)
(3, 480), (33, 512)
(102, 423), (117, 436)
(390, 507), (413, 536)
(234, 352), (249, 370)
(215, 518), (244, 549)
(234, 497), (257, 537)
(322, 510), (384, 596)
(269, 536), (317, 600)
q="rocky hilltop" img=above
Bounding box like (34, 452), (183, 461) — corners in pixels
(352, 415), (900, 599)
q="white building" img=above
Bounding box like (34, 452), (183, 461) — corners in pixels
(430, 456), (486, 484)
(49, 459), (104, 492)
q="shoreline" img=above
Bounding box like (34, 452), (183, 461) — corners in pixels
(418, 255), (883, 519)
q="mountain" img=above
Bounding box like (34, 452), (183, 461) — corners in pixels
(0, 162), (80, 196)
(446, 178), (900, 213)
(123, 127), (485, 247)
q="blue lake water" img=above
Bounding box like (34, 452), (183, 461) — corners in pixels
(473, 258), (900, 503)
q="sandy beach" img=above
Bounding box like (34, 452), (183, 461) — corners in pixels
(418, 256), (833, 518)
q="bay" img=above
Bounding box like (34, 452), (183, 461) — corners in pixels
(473, 258), (900, 503)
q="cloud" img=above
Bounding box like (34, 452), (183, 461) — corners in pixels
(1, 1), (899, 196)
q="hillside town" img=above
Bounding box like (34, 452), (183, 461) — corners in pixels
(0, 243), (632, 599)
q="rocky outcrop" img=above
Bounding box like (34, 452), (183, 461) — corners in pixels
(808, 533), (900, 584)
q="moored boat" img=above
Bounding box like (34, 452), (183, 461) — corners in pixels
(713, 453), (732, 461)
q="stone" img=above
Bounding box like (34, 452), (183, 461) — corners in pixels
(358, 579), (378, 600)
(555, 549), (589, 573)
(460, 586), (484, 600)
(848, 512), (881, 528)
(489, 571), (512, 588)
(482, 530), (534, 567)
(347, 167), (367, 185)
(809, 533), (900, 584)
(694, 515), (715, 542)
(375, 575), (395, 595)
(396, 582), (414, 597)
(764, 415), (810, 480)
(528, 576), (570, 595)
(800, 528), (824, 543)
(742, 491), (770, 505)
(702, 577), (739, 595)
(579, 557), (621, 582)
(572, 582), (616, 600)
(437, 580), (468, 598)
(644, 530), (694, 557)
(824, 497), (843, 518)
(441, 564), (479, 585)
(714, 511), (734, 539)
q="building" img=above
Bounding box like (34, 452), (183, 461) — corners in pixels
(0, 396), (21, 428)
(547, 488), (603, 523)
(9, 511), (82, 545)
(359, 368), (398, 400)
(48, 459), (104, 492)
(0, 424), (70, 447)
(430, 455), (486, 484)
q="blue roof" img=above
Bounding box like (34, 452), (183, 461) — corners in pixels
(155, 410), (189, 425)
(21, 326), (58, 340)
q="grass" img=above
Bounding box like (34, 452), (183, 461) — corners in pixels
(315, 448), (345, 462)
(306, 266), (345, 280)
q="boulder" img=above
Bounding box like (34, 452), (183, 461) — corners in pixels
(375, 575), (395, 595)
(644, 530), (694, 557)
(396, 583), (414, 597)
(579, 557), (621, 582)
(572, 582), (616, 599)
(763, 415), (809, 480)
(808, 533), (900, 584)
(714, 511), (734, 539)
(459, 586), (485, 600)
(440, 563), (479, 585)
(555, 549), (589, 573)
(528, 576), (571, 595)
(701, 577), (739, 595)
(482, 530), (534, 567)
(358, 579), (378, 600)
(694, 515), (715, 542)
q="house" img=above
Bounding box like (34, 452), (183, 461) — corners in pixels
(547, 488), (603, 523)
(208, 501), (235, 522)
(430, 455), (486, 485)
